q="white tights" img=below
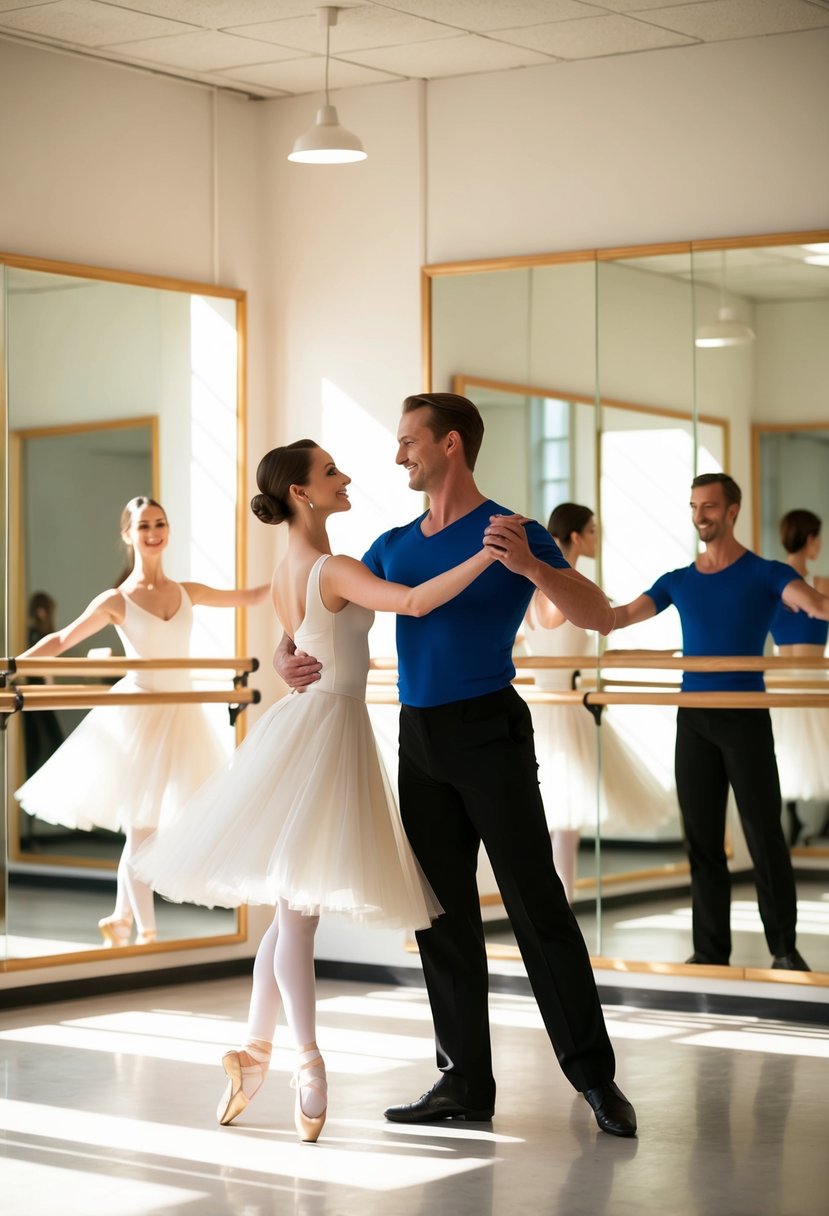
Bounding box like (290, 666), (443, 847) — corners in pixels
(113, 826), (156, 934)
(551, 829), (581, 905)
(247, 899), (320, 1049)
(245, 899), (323, 1116)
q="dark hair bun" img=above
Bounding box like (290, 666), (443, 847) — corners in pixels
(250, 492), (288, 525)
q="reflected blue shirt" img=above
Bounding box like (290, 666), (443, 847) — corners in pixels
(362, 499), (568, 708)
(644, 551), (800, 692)
(770, 599), (829, 647)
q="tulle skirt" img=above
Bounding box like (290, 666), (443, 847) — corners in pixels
(772, 704), (829, 801)
(14, 681), (229, 833)
(132, 687), (440, 931)
(529, 700), (674, 833)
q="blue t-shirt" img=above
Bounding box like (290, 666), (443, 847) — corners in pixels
(362, 499), (568, 708)
(770, 599), (829, 647)
(644, 551), (800, 692)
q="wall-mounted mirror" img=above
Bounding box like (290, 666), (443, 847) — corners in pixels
(424, 231), (829, 985)
(1, 254), (248, 967)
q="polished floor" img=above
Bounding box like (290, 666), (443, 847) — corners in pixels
(1, 974), (828, 1216)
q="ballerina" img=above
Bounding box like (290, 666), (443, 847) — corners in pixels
(14, 496), (267, 947)
(133, 439), (496, 1144)
(769, 509), (829, 844)
(521, 502), (673, 902)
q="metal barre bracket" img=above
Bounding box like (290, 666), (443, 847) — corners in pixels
(582, 693), (604, 726)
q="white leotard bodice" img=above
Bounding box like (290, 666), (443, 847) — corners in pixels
(523, 616), (594, 690)
(116, 584), (194, 691)
(295, 555), (374, 701)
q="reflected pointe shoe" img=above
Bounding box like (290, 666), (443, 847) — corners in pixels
(217, 1042), (272, 1126)
(292, 1043), (327, 1143)
(98, 913), (133, 947)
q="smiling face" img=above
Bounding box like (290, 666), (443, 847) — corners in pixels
(123, 504), (169, 559)
(297, 446), (352, 515)
(690, 481), (738, 543)
(395, 407), (449, 495)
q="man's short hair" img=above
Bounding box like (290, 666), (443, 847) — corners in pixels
(402, 392), (484, 471)
(691, 472), (742, 508)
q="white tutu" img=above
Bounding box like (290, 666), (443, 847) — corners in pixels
(772, 700), (829, 802)
(15, 586), (229, 833)
(524, 617), (675, 833)
(133, 556), (440, 931)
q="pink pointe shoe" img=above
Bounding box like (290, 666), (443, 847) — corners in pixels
(292, 1042), (327, 1143)
(98, 913), (133, 947)
(217, 1042), (272, 1126)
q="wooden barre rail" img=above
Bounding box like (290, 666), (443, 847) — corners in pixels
(365, 688), (829, 708)
(373, 652), (829, 672)
(4, 656), (259, 677)
(0, 688), (260, 713)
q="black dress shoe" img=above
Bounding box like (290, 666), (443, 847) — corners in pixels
(685, 953), (729, 965)
(384, 1081), (494, 1124)
(771, 949), (811, 971)
(583, 1082), (637, 1137)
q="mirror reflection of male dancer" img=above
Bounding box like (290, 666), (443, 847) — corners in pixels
(612, 473), (829, 970)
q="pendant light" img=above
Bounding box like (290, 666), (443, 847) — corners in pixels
(695, 250), (755, 348)
(288, 7), (366, 165)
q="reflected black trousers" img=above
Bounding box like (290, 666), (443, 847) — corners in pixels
(398, 685), (616, 1104)
(674, 707), (798, 963)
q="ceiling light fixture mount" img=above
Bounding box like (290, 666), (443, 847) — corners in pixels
(695, 250), (755, 348)
(288, 6), (367, 165)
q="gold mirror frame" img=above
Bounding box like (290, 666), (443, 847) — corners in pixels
(1, 252), (250, 970)
(423, 230), (829, 988)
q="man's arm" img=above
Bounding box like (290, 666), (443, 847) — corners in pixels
(611, 595), (659, 630)
(781, 578), (829, 621)
(485, 515), (614, 635)
(273, 631), (322, 689)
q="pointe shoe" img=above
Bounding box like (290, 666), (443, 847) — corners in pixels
(292, 1043), (327, 1143)
(98, 913), (133, 947)
(135, 928), (157, 946)
(217, 1044), (271, 1126)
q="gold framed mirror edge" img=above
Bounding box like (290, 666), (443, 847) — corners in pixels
(2, 905), (249, 972)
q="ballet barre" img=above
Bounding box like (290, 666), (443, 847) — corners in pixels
(0, 655), (261, 727)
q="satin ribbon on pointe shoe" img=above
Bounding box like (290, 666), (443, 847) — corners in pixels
(217, 1042), (272, 1126)
(98, 913), (133, 947)
(292, 1042), (327, 1143)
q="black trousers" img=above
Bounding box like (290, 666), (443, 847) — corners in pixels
(398, 686), (616, 1104)
(674, 707), (798, 963)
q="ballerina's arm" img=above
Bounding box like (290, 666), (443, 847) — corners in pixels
(182, 582), (270, 608)
(321, 548), (495, 617)
(18, 589), (125, 658)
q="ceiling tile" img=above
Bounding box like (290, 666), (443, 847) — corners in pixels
(103, 30), (303, 71)
(225, 7), (459, 53)
(0, 0), (195, 46)
(219, 54), (403, 94)
(494, 13), (698, 57)
(583, 0), (707, 10)
(642, 0), (829, 39)
(90, 1), (346, 28)
(344, 32), (556, 77)
(376, 0), (597, 30)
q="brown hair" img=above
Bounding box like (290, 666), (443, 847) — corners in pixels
(547, 502), (594, 544)
(780, 508), (821, 554)
(402, 392), (484, 471)
(691, 472), (742, 508)
(252, 440), (319, 525)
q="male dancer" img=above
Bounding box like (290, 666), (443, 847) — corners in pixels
(277, 392), (636, 1137)
(612, 473), (829, 969)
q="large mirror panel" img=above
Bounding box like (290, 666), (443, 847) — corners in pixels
(426, 232), (829, 985)
(2, 256), (247, 966)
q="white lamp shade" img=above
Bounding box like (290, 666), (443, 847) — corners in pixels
(288, 104), (366, 164)
(695, 306), (755, 348)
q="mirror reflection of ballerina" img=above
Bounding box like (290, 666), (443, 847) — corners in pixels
(14, 496), (268, 948)
(521, 503), (673, 903)
(769, 509), (829, 846)
(22, 592), (65, 777)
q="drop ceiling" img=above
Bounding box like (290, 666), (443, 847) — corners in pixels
(2, 0), (828, 99)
